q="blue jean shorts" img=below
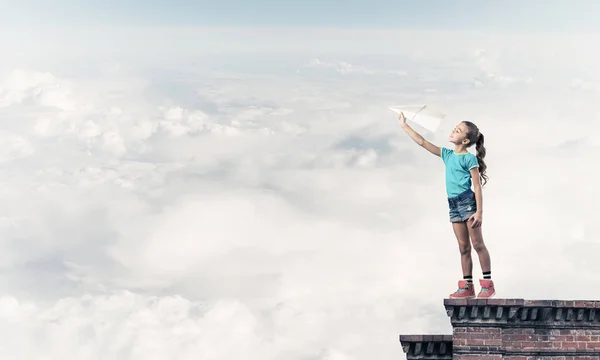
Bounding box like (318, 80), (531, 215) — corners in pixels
(448, 189), (477, 222)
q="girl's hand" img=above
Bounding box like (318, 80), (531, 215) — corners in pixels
(468, 212), (483, 228)
(398, 112), (407, 125)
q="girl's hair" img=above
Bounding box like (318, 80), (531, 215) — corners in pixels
(462, 121), (488, 186)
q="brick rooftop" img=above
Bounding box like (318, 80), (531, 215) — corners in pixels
(400, 298), (600, 359)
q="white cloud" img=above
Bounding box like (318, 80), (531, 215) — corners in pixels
(0, 69), (76, 109)
(306, 58), (408, 76)
(0, 26), (599, 359)
(0, 292), (278, 360)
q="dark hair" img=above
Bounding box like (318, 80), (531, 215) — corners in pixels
(462, 121), (488, 186)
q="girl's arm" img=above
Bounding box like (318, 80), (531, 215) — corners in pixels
(399, 114), (441, 157)
(468, 167), (483, 228)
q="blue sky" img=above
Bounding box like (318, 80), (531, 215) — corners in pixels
(5, 0), (600, 31)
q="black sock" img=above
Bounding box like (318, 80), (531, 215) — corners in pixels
(463, 275), (473, 283)
(483, 271), (491, 279)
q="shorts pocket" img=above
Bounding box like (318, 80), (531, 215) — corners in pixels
(459, 196), (476, 213)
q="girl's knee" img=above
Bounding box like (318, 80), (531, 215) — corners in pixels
(459, 244), (471, 255)
(472, 241), (486, 253)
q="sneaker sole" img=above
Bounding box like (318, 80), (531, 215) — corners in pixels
(449, 291), (496, 299)
(477, 291), (496, 299)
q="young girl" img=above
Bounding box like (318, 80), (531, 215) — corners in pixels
(398, 112), (495, 299)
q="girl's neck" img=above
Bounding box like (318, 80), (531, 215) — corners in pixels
(454, 144), (469, 154)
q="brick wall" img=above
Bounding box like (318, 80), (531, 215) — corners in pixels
(399, 299), (600, 359)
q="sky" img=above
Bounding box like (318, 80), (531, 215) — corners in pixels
(0, 1), (599, 360)
(2, 0), (600, 31)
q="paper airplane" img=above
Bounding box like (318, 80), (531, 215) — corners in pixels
(389, 105), (446, 132)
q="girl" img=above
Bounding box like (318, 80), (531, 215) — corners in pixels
(398, 112), (495, 299)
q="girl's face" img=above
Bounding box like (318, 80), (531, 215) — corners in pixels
(449, 122), (470, 145)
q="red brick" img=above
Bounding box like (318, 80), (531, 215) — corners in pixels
(504, 328), (535, 335)
(484, 339), (502, 346)
(549, 335), (575, 341)
(503, 334), (531, 341)
(559, 329), (576, 335)
(559, 341), (579, 349)
(463, 339), (486, 346)
(454, 338), (466, 346)
(503, 342), (520, 349)
(454, 333), (501, 341)
(538, 341), (554, 349)
(455, 327), (501, 334)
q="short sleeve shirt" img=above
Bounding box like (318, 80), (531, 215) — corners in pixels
(441, 147), (479, 198)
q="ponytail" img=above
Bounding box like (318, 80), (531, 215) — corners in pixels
(475, 133), (488, 186)
(462, 121), (489, 186)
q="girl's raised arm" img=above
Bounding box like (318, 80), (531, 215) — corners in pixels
(398, 113), (441, 157)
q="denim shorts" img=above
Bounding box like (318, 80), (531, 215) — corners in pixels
(448, 188), (477, 223)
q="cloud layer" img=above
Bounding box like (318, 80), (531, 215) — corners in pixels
(0, 27), (599, 359)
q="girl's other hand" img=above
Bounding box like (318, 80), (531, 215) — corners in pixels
(468, 212), (483, 228)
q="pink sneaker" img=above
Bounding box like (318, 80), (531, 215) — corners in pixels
(449, 280), (476, 299)
(477, 279), (496, 298)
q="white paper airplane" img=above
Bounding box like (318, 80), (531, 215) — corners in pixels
(389, 105), (446, 132)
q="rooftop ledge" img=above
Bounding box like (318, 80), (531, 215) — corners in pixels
(400, 299), (600, 359)
(444, 298), (600, 328)
(399, 335), (453, 360)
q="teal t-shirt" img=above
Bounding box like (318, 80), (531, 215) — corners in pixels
(441, 147), (479, 198)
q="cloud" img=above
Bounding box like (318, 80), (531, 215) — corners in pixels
(0, 292), (278, 360)
(0, 69), (77, 110)
(305, 58), (408, 76)
(0, 26), (599, 360)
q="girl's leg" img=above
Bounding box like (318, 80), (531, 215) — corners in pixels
(466, 220), (491, 273)
(452, 221), (472, 277)
(467, 220), (495, 297)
